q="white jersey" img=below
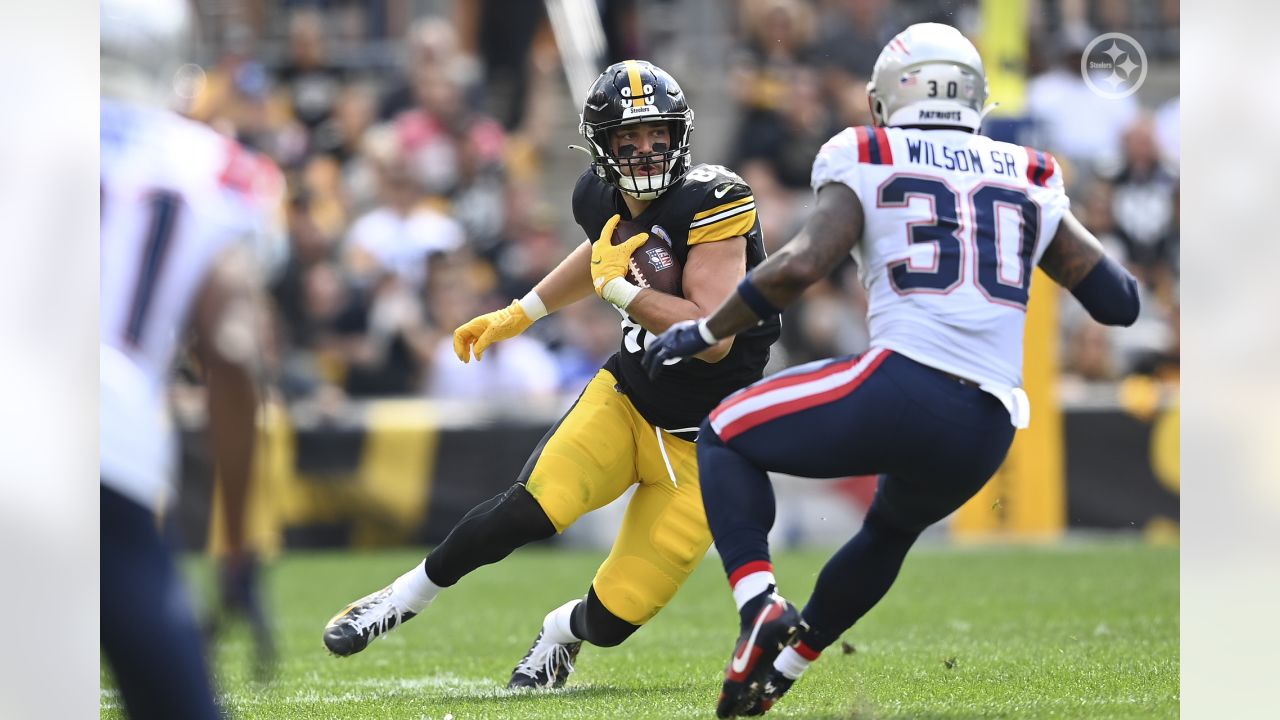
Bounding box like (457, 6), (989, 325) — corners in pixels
(812, 126), (1070, 426)
(100, 99), (283, 511)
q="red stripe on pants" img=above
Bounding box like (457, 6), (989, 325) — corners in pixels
(718, 350), (890, 442)
(710, 356), (864, 428)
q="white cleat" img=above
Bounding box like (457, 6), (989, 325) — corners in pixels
(507, 628), (582, 689)
(323, 586), (417, 657)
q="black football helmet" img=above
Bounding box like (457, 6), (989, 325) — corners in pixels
(579, 60), (694, 200)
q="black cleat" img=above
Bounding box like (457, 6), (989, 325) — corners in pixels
(323, 586), (417, 657)
(716, 590), (800, 719)
(740, 669), (796, 716)
(508, 629), (582, 690)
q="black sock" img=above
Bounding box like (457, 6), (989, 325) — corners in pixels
(569, 586), (641, 648)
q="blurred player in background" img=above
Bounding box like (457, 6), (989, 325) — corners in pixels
(643, 24), (1141, 718)
(100, 0), (283, 716)
(323, 60), (781, 689)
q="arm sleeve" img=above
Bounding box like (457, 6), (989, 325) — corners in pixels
(1070, 254), (1141, 327)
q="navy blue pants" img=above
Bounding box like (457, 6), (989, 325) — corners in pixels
(101, 485), (220, 720)
(698, 348), (1015, 650)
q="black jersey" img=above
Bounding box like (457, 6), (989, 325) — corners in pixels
(571, 163), (782, 431)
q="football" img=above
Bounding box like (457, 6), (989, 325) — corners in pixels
(613, 219), (682, 297)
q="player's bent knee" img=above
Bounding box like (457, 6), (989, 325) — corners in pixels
(864, 504), (926, 541)
(524, 462), (597, 533)
(592, 555), (680, 625)
(494, 483), (557, 542)
(574, 586), (641, 647)
(652, 494), (713, 569)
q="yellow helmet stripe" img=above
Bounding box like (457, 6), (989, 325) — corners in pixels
(624, 59), (646, 108)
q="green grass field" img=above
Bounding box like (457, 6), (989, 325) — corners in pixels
(102, 540), (1178, 719)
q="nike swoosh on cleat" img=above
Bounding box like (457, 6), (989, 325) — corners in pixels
(731, 598), (778, 674)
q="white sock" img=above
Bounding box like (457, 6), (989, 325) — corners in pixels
(773, 645), (816, 680)
(541, 599), (583, 645)
(732, 572), (777, 611)
(391, 560), (442, 613)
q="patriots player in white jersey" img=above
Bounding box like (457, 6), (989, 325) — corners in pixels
(100, 0), (283, 717)
(644, 24), (1140, 718)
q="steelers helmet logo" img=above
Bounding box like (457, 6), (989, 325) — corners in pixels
(1080, 32), (1148, 100)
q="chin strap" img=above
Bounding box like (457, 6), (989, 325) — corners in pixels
(571, 144), (669, 199)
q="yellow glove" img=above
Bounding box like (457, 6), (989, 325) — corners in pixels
(452, 300), (533, 363)
(590, 214), (649, 307)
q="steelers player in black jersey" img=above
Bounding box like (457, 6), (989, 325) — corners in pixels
(322, 60), (781, 689)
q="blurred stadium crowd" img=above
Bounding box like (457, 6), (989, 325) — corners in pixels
(183, 0), (1179, 411)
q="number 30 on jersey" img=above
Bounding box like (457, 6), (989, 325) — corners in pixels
(878, 175), (1039, 309)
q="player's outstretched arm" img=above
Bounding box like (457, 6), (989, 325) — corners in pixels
(720, 182), (865, 333)
(541, 238), (601, 311)
(1039, 210), (1141, 326)
(192, 243), (264, 572)
(453, 240), (598, 363)
(642, 183), (863, 375)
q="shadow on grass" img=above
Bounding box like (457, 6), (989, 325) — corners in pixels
(781, 711), (1000, 720)
(441, 687), (1001, 720)
(443, 682), (698, 705)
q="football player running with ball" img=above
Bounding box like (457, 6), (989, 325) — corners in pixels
(643, 24), (1141, 718)
(323, 60), (780, 689)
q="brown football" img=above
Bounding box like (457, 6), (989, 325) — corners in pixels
(613, 219), (682, 297)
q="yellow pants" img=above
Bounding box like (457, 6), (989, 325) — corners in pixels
(524, 369), (712, 625)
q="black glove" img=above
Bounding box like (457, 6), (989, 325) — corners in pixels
(642, 319), (715, 378)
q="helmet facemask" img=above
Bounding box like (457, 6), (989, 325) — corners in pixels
(578, 60), (694, 200)
(583, 118), (692, 200)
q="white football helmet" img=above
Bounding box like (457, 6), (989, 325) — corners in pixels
(101, 0), (193, 106)
(866, 23), (989, 132)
